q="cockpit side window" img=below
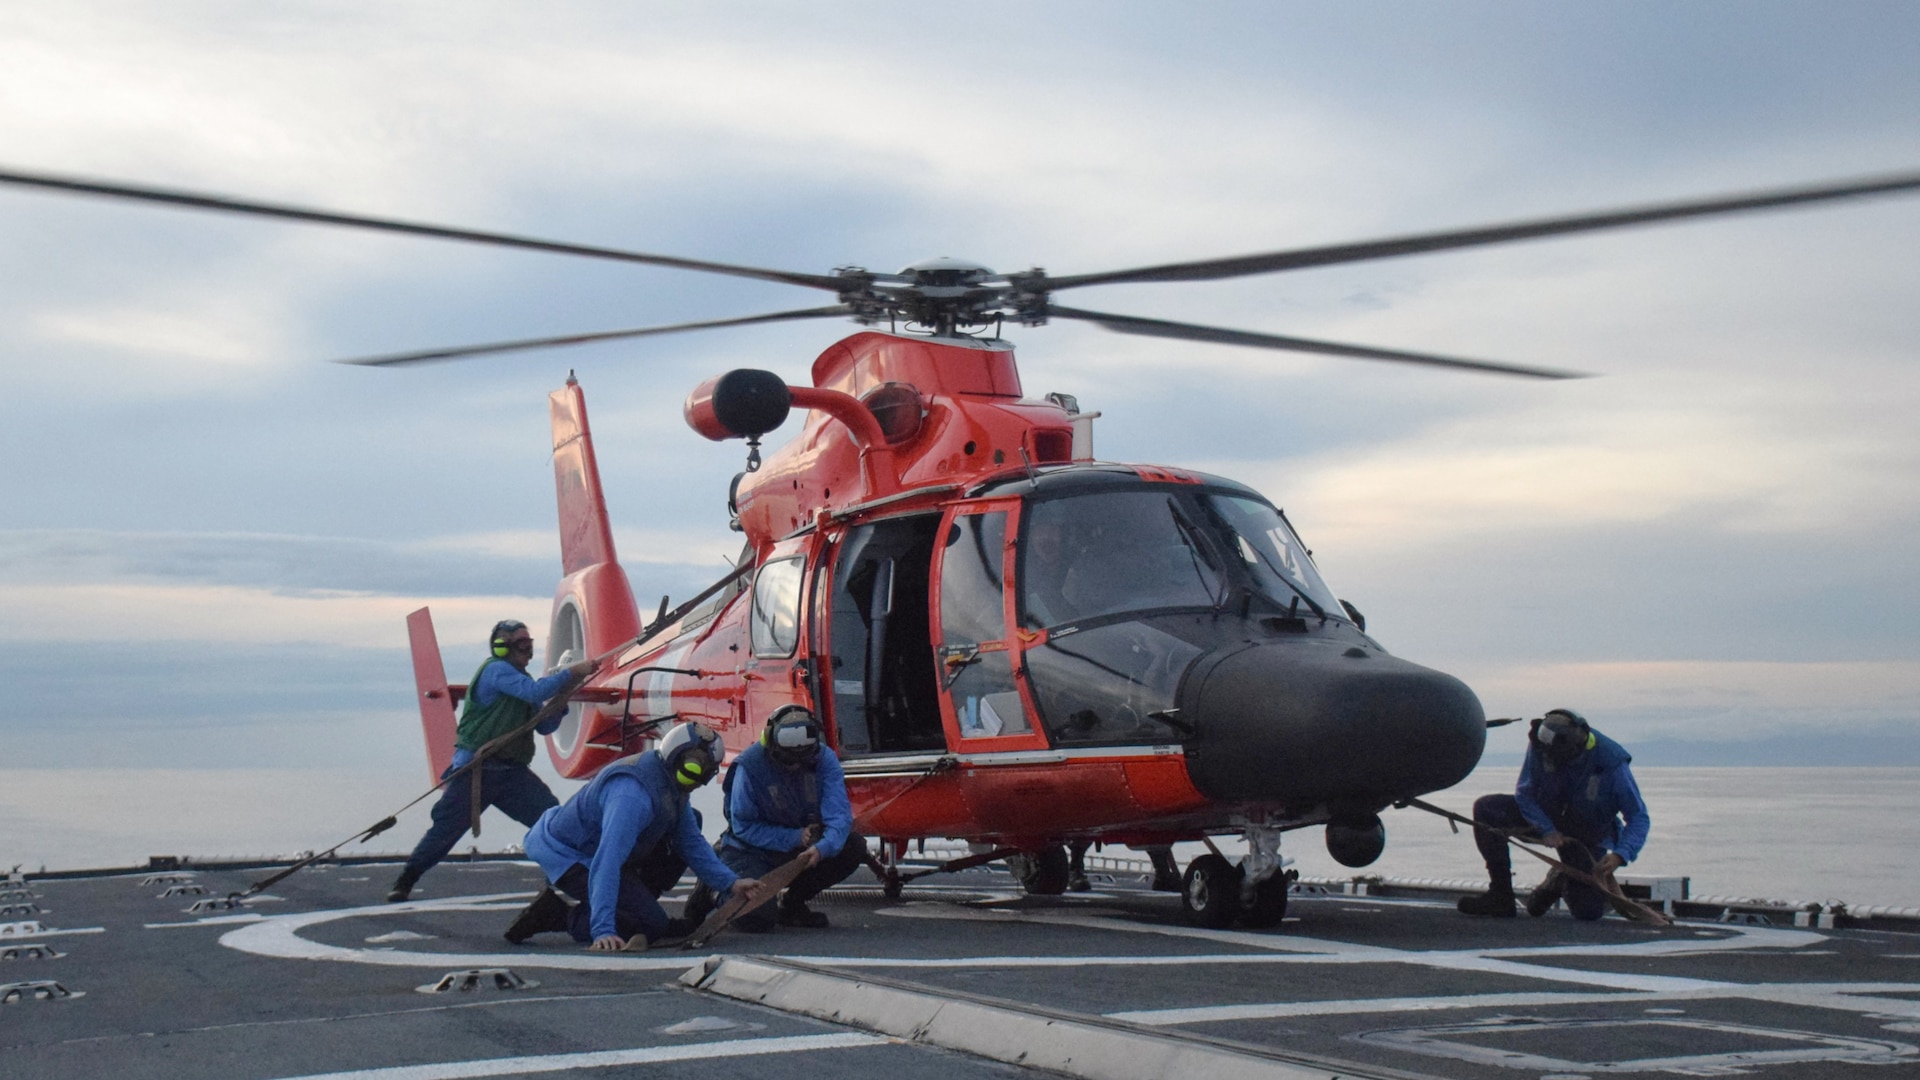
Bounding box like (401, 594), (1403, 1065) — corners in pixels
(750, 556), (806, 657)
(1199, 494), (1343, 617)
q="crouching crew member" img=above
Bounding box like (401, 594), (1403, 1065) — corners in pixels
(388, 620), (597, 902)
(695, 706), (865, 931)
(505, 721), (759, 950)
(1458, 708), (1650, 921)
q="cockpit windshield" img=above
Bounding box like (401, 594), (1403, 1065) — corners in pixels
(1012, 483), (1348, 747)
(1018, 491), (1225, 629)
(1198, 493), (1343, 617)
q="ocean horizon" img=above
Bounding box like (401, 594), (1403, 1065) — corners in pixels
(4, 763), (1914, 910)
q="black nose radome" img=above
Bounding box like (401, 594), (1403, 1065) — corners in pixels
(1177, 640), (1485, 811)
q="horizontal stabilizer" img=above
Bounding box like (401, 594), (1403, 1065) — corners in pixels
(406, 606), (459, 783)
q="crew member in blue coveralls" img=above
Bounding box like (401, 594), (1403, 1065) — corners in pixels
(387, 620), (598, 903)
(688, 705), (866, 932)
(504, 721), (760, 950)
(1457, 708), (1651, 921)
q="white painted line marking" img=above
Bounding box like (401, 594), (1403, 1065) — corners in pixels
(147, 913), (269, 928)
(220, 895), (711, 971)
(1110, 990), (1672, 1025)
(262, 1032), (887, 1080)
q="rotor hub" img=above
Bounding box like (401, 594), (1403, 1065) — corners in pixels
(833, 258), (1050, 337)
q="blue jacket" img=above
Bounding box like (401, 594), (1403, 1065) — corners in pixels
(721, 742), (853, 859)
(524, 751), (739, 940)
(1515, 728), (1650, 863)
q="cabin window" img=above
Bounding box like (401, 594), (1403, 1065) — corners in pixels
(750, 556), (806, 657)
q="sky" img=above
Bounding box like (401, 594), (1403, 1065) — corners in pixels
(3, 0), (1918, 788)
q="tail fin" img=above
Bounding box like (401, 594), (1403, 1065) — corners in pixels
(549, 376), (640, 660)
(406, 606), (459, 783)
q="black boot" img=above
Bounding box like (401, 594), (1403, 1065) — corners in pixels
(1457, 878), (1517, 917)
(1526, 870), (1566, 917)
(682, 882), (716, 926)
(778, 896), (830, 928)
(1148, 848), (1182, 893)
(503, 887), (571, 944)
(386, 869), (420, 903)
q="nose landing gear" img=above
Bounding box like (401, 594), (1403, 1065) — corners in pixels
(1179, 826), (1295, 929)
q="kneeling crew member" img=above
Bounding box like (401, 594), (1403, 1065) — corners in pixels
(506, 721), (759, 950)
(388, 620), (597, 902)
(1458, 708), (1650, 921)
(706, 706), (865, 931)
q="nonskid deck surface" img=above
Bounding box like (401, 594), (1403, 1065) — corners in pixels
(7, 860), (1920, 1079)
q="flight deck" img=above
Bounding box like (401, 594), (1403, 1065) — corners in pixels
(7, 856), (1920, 1079)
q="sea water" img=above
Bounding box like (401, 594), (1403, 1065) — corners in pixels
(3, 764), (1916, 909)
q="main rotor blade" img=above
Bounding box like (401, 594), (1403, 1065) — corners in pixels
(1046, 171), (1920, 290)
(0, 166), (844, 292)
(335, 305), (854, 366)
(1049, 304), (1587, 379)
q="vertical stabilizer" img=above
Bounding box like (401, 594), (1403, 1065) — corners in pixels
(549, 377), (641, 660)
(551, 376), (620, 578)
(406, 606), (459, 784)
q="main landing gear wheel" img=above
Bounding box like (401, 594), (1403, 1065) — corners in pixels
(1181, 853), (1242, 928)
(1239, 871), (1291, 928)
(1007, 845), (1071, 895)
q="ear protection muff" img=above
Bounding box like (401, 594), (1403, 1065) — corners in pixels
(658, 721), (724, 790)
(675, 744), (719, 788)
(490, 619), (529, 658)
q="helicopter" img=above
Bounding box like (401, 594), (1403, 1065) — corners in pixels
(6, 164), (1918, 928)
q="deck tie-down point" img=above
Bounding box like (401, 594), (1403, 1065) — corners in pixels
(158, 885), (206, 898)
(0, 904), (41, 918)
(187, 895), (246, 914)
(0, 943), (63, 961)
(2, 981), (81, 1004)
(417, 968), (540, 994)
(140, 874), (195, 888)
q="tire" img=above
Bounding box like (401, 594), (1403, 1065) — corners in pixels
(1181, 853), (1243, 928)
(1010, 845), (1072, 895)
(1239, 871), (1290, 928)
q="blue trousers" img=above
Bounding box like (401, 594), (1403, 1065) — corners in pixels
(401, 761), (558, 882)
(1472, 794), (1608, 921)
(553, 839), (689, 943)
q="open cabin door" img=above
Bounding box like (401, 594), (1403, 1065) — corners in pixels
(821, 513), (944, 756)
(933, 500), (1050, 753)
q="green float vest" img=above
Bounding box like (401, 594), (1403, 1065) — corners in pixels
(455, 658), (541, 767)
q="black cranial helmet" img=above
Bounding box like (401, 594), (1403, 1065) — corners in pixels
(1532, 708), (1591, 766)
(657, 721), (724, 790)
(763, 705), (821, 768)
